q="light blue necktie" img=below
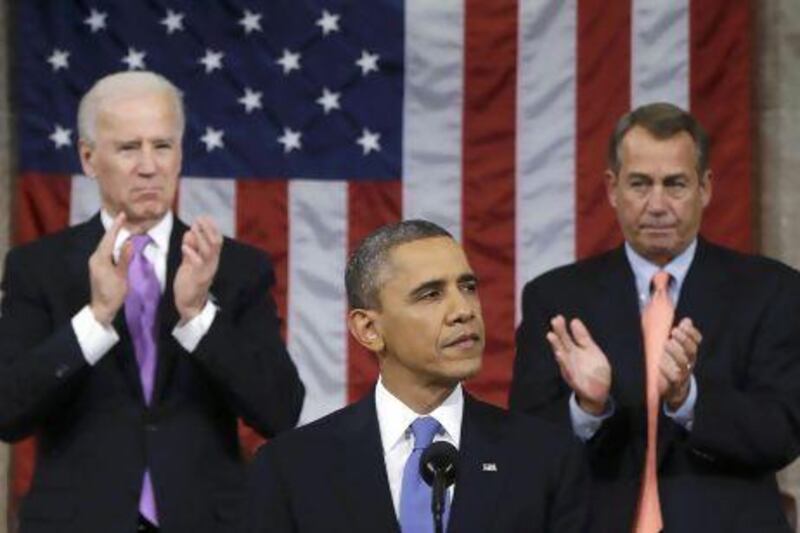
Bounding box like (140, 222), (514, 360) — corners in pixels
(399, 416), (449, 532)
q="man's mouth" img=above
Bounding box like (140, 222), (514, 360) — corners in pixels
(442, 332), (481, 349)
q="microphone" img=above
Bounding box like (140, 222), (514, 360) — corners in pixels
(420, 441), (458, 533)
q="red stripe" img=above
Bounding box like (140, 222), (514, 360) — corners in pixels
(690, 0), (753, 252)
(462, 0), (517, 408)
(13, 172), (72, 245)
(575, 0), (632, 259)
(235, 179), (289, 456)
(346, 181), (402, 403)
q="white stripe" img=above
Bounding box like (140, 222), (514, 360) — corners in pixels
(515, 0), (577, 322)
(631, 0), (690, 108)
(287, 180), (348, 424)
(177, 178), (236, 237)
(402, 0), (464, 240)
(69, 174), (101, 225)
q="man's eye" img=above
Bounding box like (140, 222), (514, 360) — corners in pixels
(461, 281), (478, 293)
(420, 290), (440, 300)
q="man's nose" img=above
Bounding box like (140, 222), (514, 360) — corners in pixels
(646, 185), (668, 213)
(446, 290), (476, 324)
(137, 147), (157, 175)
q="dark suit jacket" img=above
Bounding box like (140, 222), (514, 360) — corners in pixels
(247, 390), (588, 533)
(510, 238), (800, 532)
(0, 214), (305, 533)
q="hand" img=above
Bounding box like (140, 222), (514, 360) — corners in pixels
(547, 315), (612, 416)
(659, 317), (702, 409)
(174, 216), (222, 323)
(89, 213), (132, 326)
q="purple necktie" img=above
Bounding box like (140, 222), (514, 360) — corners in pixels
(399, 416), (449, 533)
(124, 234), (160, 525)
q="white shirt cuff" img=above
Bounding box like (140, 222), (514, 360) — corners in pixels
(664, 375), (697, 431)
(71, 306), (119, 366)
(569, 393), (614, 441)
(172, 300), (218, 353)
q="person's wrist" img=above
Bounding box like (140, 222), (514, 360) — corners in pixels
(577, 395), (607, 416)
(665, 382), (690, 410)
(90, 302), (115, 327)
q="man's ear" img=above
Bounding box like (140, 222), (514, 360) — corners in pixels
(347, 308), (384, 353)
(79, 139), (96, 178)
(605, 169), (619, 208)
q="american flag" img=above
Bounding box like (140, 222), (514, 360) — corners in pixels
(10, 0), (752, 515)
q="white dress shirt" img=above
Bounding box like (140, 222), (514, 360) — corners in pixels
(375, 377), (463, 517)
(70, 210), (217, 365)
(570, 240), (698, 440)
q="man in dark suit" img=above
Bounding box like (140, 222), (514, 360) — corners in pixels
(0, 71), (304, 533)
(510, 102), (800, 532)
(247, 220), (588, 532)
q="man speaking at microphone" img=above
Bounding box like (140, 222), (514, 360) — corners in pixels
(247, 220), (588, 532)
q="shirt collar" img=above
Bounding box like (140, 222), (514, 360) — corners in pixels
(625, 238), (697, 307)
(100, 209), (173, 260)
(375, 377), (464, 455)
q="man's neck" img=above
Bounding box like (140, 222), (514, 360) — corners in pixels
(380, 374), (457, 415)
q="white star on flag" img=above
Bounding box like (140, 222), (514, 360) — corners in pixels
(83, 8), (107, 33)
(356, 128), (381, 155)
(316, 10), (340, 36)
(49, 124), (72, 149)
(277, 128), (302, 153)
(238, 88), (263, 113)
(121, 48), (146, 70)
(355, 50), (379, 76)
(160, 10), (185, 34)
(239, 9), (262, 34)
(276, 49), (301, 75)
(47, 49), (70, 71)
(316, 88), (341, 114)
(199, 49), (224, 74)
(200, 127), (224, 152)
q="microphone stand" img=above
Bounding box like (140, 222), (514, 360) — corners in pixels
(432, 469), (446, 533)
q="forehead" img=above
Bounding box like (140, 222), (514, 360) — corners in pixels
(96, 91), (178, 130)
(382, 237), (471, 288)
(619, 126), (697, 171)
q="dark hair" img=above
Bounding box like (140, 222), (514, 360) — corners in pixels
(345, 219), (453, 310)
(608, 102), (710, 174)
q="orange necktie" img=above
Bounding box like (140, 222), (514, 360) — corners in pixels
(634, 271), (674, 533)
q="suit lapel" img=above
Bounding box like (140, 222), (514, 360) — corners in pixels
(447, 395), (505, 533)
(335, 394), (400, 533)
(151, 218), (187, 405)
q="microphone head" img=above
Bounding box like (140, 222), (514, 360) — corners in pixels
(420, 441), (459, 488)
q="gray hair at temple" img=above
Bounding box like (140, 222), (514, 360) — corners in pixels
(346, 219), (453, 310)
(607, 102), (710, 175)
(77, 71), (185, 145)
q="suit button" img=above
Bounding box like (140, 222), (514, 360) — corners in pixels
(54, 364), (69, 379)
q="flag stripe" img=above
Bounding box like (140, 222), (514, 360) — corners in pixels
(631, 0), (690, 108)
(178, 178), (236, 238)
(14, 173), (71, 245)
(287, 180), (348, 424)
(690, 0), (752, 251)
(575, 0), (632, 259)
(462, 0), (518, 406)
(515, 0), (577, 322)
(69, 174), (101, 226)
(346, 181), (402, 403)
(402, 0), (464, 239)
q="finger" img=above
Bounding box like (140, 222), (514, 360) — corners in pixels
(196, 216), (223, 249)
(181, 243), (204, 267)
(663, 338), (689, 370)
(569, 318), (596, 349)
(677, 317), (702, 344)
(190, 223), (213, 260)
(550, 315), (575, 352)
(546, 331), (566, 358)
(116, 241), (134, 274)
(98, 212), (126, 257)
(671, 328), (698, 361)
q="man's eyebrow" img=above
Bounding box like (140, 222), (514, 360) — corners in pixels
(408, 279), (445, 299)
(458, 273), (478, 284)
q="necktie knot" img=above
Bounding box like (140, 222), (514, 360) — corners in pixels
(650, 270), (671, 294)
(410, 416), (441, 451)
(129, 234), (152, 256)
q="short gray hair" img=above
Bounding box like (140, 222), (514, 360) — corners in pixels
(345, 220), (453, 310)
(608, 102), (710, 174)
(77, 71), (185, 144)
